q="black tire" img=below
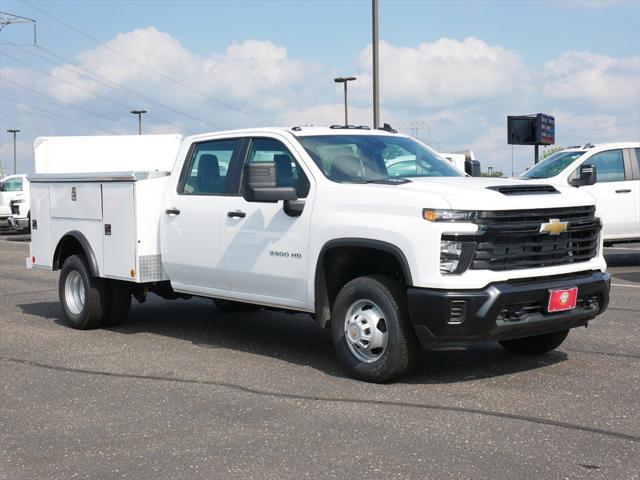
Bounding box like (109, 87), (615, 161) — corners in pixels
(58, 254), (110, 330)
(499, 330), (569, 355)
(212, 299), (260, 313)
(331, 275), (419, 383)
(102, 280), (132, 327)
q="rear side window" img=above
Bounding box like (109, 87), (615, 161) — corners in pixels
(246, 138), (310, 198)
(182, 139), (242, 195)
(579, 149), (625, 183)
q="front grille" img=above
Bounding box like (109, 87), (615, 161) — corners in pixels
(10, 204), (19, 215)
(471, 206), (600, 271)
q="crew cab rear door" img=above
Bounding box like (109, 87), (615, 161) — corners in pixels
(577, 148), (638, 239)
(161, 137), (245, 292)
(223, 135), (314, 304)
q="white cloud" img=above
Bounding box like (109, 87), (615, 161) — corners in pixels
(1, 28), (638, 176)
(543, 51), (640, 110)
(353, 37), (531, 110)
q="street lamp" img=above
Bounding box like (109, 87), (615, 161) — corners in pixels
(6, 129), (20, 174)
(130, 110), (147, 135)
(334, 77), (356, 126)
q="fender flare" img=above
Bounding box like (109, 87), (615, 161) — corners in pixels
(53, 230), (100, 277)
(313, 238), (414, 327)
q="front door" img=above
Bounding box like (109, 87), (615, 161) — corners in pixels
(162, 137), (244, 292)
(223, 136), (314, 303)
(580, 149), (637, 239)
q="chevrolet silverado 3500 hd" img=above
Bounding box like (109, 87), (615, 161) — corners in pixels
(27, 128), (610, 382)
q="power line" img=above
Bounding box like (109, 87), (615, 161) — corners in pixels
(444, 119), (640, 153)
(2, 41), (213, 126)
(557, 120), (640, 140)
(22, 0), (273, 125)
(1, 94), (120, 134)
(0, 50), (157, 116)
(0, 75), (135, 129)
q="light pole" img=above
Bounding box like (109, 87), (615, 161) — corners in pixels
(6, 129), (20, 174)
(130, 110), (147, 135)
(334, 77), (356, 126)
(372, 0), (380, 129)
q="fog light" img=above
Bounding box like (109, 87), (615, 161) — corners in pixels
(440, 240), (462, 273)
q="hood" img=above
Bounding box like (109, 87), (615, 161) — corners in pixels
(357, 177), (596, 211)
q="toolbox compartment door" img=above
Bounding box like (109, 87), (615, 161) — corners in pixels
(102, 183), (136, 280)
(30, 183), (52, 268)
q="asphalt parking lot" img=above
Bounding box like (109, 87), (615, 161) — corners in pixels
(0, 233), (638, 480)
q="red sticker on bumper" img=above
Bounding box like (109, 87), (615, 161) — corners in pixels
(547, 287), (578, 312)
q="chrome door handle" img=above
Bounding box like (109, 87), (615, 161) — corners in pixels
(615, 189), (631, 193)
(227, 210), (246, 218)
(165, 208), (181, 215)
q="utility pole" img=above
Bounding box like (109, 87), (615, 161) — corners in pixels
(0, 11), (37, 44)
(371, 0), (380, 129)
(130, 110), (147, 135)
(334, 77), (356, 126)
(6, 129), (20, 174)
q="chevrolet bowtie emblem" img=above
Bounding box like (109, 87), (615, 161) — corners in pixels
(540, 218), (568, 235)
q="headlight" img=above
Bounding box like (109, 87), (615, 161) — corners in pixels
(11, 198), (25, 204)
(423, 209), (476, 222)
(440, 240), (476, 274)
(440, 241), (462, 273)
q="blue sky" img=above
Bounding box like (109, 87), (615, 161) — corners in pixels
(1, 0), (639, 174)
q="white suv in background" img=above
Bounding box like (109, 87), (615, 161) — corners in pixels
(521, 143), (640, 245)
(0, 174), (30, 233)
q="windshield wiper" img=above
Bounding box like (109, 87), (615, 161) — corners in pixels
(363, 178), (411, 185)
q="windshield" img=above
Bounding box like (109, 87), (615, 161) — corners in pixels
(297, 135), (463, 183)
(521, 150), (585, 179)
(0, 178), (23, 192)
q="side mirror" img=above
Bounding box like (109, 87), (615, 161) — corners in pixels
(243, 162), (297, 202)
(571, 164), (597, 187)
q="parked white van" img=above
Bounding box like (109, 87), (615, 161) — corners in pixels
(521, 143), (640, 245)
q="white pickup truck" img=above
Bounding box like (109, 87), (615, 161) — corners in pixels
(27, 128), (610, 382)
(521, 142), (640, 245)
(0, 174), (30, 232)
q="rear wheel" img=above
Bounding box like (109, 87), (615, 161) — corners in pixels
(499, 330), (569, 355)
(59, 254), (110, 329)
(331, 275), (419, 383)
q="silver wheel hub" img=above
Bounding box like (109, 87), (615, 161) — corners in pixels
(344, 299), (388, 363)
(64, 270), (86, 316)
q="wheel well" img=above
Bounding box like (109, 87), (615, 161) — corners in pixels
(53, 232), (100, 276)
(314, 243), (411, 328)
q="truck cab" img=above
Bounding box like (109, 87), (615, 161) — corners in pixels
(27, 128), (611, 382)
(521, 142), (640, 244)
(0, 174), (29, 232)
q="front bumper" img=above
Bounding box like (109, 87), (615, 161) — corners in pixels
(408, 270), (610, 350)
(8, 216), (29, 231)
(0, 215), (11, 231)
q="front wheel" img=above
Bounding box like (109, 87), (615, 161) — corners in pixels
(331, 275), (419, 383)
(499, 330), (569, 355)
(59, 254), (110, 329)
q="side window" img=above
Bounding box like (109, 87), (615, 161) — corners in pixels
(578, 149), (625, 183)
(182, 139), (242, 195)
(635, 148), (640, 174)
(246, 138), (310, 198)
